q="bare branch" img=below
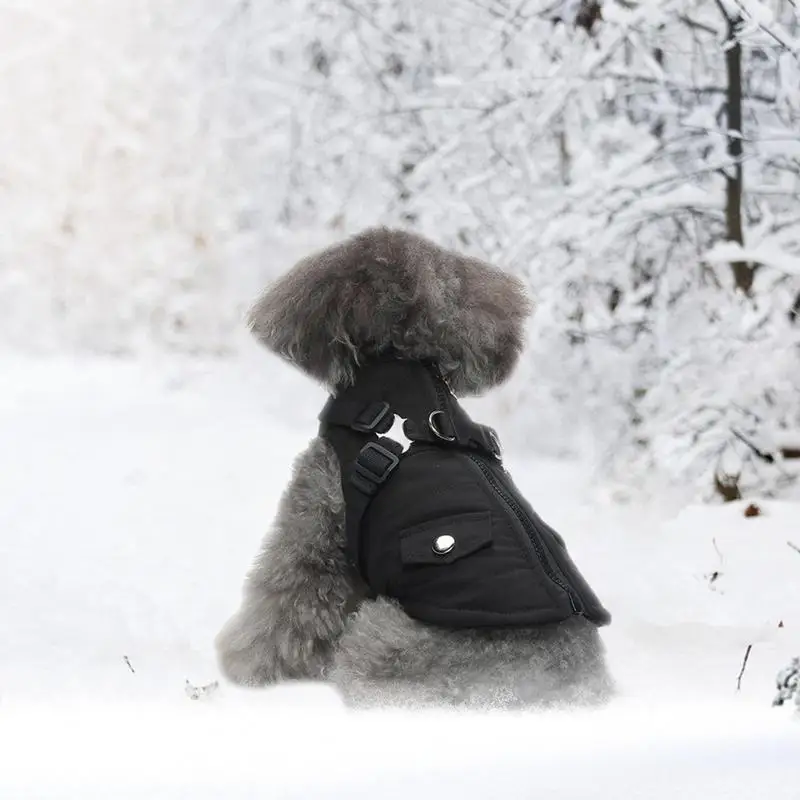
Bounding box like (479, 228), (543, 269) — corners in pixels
(737, 644), (753, 691)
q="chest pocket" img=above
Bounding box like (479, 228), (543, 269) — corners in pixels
(361, 446), (579, 626)
(399, 510), (493, 566)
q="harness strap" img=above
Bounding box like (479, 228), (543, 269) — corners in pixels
(447, 402), (502, 460)
(319, 395), (394, 434)
(344, 440), (403, 573)
(319, 359), (502, 584)
(320, 394), (501, 461)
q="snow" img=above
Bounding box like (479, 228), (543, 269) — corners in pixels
(705, 241), (800, 278)
(2, 704), (798, 799)
(2, 350), (799, 797)
(3, 0), (799, 791)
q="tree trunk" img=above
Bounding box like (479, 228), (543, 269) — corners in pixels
(723, 13), (755, 294)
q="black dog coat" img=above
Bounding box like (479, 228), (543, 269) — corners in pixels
(319, 358), (611, 629)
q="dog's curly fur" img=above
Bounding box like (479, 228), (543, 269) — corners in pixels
(247, 227), (531, 396)
(216, 227), (614, 708)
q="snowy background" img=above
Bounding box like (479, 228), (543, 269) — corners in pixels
(2, 0), (800, 797)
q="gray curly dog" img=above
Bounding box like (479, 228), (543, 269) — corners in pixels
(215, 227), (614, 709)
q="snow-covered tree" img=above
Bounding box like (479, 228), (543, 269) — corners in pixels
(2, 0), (798, 497)
(278, 0), (800, 498)
(0, 0), (314, 354)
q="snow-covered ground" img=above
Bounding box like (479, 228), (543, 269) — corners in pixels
(2, 350), (799, 798)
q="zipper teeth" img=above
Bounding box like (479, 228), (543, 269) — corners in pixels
(467, 454), (579, 613)
(429, 365), (578, 612)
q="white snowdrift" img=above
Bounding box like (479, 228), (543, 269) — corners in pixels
(1, 353), (798, 798)
(1, 703), (798, 800)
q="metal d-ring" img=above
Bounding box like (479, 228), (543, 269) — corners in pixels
(428, 410), (456, 442)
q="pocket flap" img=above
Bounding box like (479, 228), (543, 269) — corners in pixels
(399, 510), (493, 566)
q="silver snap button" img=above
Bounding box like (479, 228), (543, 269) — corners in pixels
(432, 534), (456, 555)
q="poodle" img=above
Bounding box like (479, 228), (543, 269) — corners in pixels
(215, 227), (614, 709)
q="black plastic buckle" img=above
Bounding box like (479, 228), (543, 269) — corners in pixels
(352, 401), (392, 433)
(352, 442), (400, 494)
